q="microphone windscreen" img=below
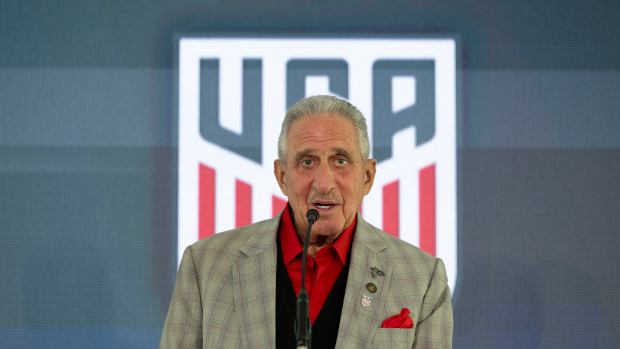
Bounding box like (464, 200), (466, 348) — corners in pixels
(306, 209), (319, 223)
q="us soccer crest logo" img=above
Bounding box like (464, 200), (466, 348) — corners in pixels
(177, 36), (458, 291)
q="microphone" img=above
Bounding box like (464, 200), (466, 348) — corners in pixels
(296, 209), (319, 349)
(306, 209), (319, 225)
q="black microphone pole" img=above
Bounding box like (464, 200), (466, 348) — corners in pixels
(296, 209), (319, 349)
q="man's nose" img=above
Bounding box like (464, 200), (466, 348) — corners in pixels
(312, 162), (336, 193)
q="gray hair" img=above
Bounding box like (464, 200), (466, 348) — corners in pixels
(277, 95), (370, 163)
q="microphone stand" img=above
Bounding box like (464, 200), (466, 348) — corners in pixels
(296, 209), (319, 349)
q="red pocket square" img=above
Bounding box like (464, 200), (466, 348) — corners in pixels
(381, 307), (415, 328)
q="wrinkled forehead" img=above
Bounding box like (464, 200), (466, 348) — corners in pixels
(286, 113), (362, 153)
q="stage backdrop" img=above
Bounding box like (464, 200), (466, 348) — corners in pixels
(1, 1), (619, 348)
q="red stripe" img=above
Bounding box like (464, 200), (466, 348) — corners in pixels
(419, 164), (436, 255)
(382, 180), (399, 238)
(235, 180), (252, 228)
(272, 196), (287, 217)
(199, 164), (215, 240)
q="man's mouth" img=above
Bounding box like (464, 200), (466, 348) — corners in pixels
(311, 201), (338, 210)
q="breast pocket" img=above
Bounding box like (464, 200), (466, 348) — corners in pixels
(371, 328), (415, 349)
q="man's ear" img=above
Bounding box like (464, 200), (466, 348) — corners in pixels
(274, 159), (288, 196)
(363, 159), (377, 195)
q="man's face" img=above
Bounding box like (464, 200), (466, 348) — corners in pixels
(274, 113), (376, 243)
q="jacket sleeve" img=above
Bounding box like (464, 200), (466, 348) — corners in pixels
(412, 258), (453, 349)
(160, 246), (203, 349)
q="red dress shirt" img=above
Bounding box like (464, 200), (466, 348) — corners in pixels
(278, 203), (356, 325)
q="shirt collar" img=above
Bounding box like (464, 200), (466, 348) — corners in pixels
(278, 203), (356, 265)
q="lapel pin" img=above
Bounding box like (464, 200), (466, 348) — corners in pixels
(371, 267), (385, 278)
(361, 294), (372, 307)
(366, 282), (377, 293)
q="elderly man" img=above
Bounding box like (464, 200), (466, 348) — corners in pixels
(160, 95), (453, 348)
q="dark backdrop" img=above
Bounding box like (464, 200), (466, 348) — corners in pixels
(1, 1), (619, 348)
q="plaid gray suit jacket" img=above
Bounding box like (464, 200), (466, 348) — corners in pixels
(160, 213), (452, 348)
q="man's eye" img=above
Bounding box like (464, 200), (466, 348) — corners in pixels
(335, 158), (348, 167)
(301, 159), (313, 167)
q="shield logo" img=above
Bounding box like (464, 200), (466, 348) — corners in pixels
(177, 36), (458, 291)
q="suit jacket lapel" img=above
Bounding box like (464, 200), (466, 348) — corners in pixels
(229, 213), (391, 348)
(336, 215), (391, 348)
(233, 216), (280, 348)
